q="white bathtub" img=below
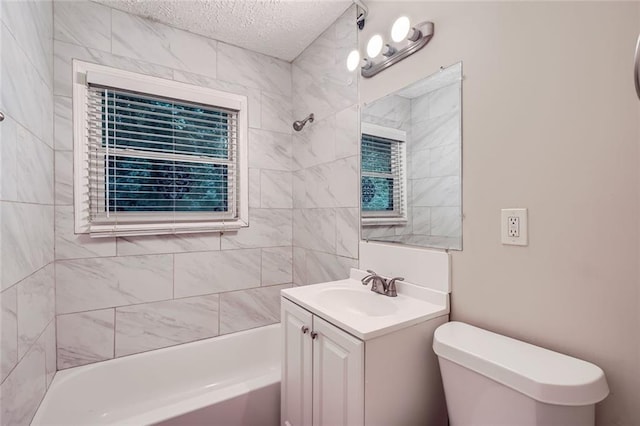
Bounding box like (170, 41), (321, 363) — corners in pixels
(32, 324), (281, 426)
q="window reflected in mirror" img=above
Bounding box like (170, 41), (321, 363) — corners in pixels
(360, 62), (462, 250)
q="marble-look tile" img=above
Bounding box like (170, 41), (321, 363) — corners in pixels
(249, 168), (261, 208)
(56, 255), (173, 314)
(54, 150), (72, 206)
(17, 264), (55, 358)
(362, 224), (397, 240)
(54, 0), (111, 51)
(293, 208), (336, 254)
(412, 207), (431, 236)
(248, 129), (292, 171)
(335, 105), (358, 159)
(412, 176), (461, 208)
(1, 202), (54, 290)
(219, 284), (290, 334)
(430, 207), (462, 238)
(16, 126), (53, 204)
(116, 233), (221, 256)
(410, 148), (431, 179)
(217, 42), (291, 97)
(410, 94), (430, 124)
(174, 249), (261, 298)
(293, 247), (307, 286)
(292, 39), (357, 124)
(54, 40), (174, 96)
(429, 143), (461, 177)
(115, 295), (219, 357)
(55, 206), (117, 259)
(411, 111), (461, 152)
(362, 224), (399, 240)
(398, 62), (461, 100)
(1, 115), (18, 201)
(0, 341), (46, 425)
(262, 247), (292, 286)
(293, 115), (335, 170)
(262, 91), (292, 134)
(221, 209), (292, 249)
(292, 170), (305, 209)
(2, 0), (53, 88)
(57, 309), (114, 369)
(362, 95), (411, 131)
(1, 24), (53, 144)
(428, 84), (461, 119)
(1, 287), (18, 382)
(172, 70), (261, 129)
(111, 10), (217, 77)
(305, 251), (357, 285)
(261, 170), (292, 208)
(304, 157), (358, 208)
(54, 96), (72, 151)
(40, 321), (56, 388)
(336, 208), (359, 259)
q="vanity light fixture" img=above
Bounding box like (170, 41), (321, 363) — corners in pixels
(366, 34), (383, 58)
(347, 49), (361, 72)
(391, 16), (411, 42)
(360, 19), (435, 78)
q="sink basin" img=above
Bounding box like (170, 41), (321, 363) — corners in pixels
(315, 288), (398, 317)
(281, 269), (449, 340)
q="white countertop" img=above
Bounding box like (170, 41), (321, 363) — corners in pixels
(281, 269), (449, 341)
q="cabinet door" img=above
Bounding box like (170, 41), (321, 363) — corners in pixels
(312, 317), (364, 426)
(281, 299), (314, 426)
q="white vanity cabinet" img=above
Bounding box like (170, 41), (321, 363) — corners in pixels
(281, 298), (364, 426)
(281, 294), (448, 426)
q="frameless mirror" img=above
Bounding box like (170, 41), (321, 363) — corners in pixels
(360, 62), (462, 250)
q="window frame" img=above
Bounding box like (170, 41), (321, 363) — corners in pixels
(360, 122), (408, 226)
(72, 60), (249, 236)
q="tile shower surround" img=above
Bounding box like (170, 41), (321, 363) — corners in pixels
(51, 1), (360, 370)
(1, 0), (56, 424)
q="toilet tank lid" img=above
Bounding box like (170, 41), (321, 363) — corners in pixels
(433, 322), (609, 406)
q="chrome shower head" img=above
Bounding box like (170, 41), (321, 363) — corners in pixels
(293, 113), (314, 131)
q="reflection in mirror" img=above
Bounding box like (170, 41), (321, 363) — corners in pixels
(360, 62), (462, 250)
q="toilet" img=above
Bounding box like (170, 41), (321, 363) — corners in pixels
(433, 322), (609, 426)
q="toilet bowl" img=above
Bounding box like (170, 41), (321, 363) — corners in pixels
(433, 322), (609, 426)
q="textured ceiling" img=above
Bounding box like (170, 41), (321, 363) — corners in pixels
(93, 0), (353, 61)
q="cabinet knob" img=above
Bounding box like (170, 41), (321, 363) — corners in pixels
(301, 325), (309, 334)
(310, 331), (318, 339)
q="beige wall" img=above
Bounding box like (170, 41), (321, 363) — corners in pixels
(359, 2), (640, 425)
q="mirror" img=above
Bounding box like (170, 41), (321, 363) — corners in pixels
(360, 62), (462, 250)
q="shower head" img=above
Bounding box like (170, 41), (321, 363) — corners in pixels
(293, 113), (314, 131)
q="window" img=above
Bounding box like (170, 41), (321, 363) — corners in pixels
(361, 123), (407, 225)
(73, 61), (248, 236)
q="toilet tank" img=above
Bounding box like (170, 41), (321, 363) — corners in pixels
(433, 322), (609, 426)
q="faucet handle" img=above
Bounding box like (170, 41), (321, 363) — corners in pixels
(385, 277), (404, 297)
(361, 269), (377, 285)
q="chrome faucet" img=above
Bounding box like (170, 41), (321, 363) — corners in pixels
(361, 270), (404, 297)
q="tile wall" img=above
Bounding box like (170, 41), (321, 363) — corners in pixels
(53, 1), (295, 369)
(0, 0), (56, 424)
(291, 7), (360, 285)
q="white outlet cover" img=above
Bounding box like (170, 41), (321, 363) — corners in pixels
(501, 208), (528, 246)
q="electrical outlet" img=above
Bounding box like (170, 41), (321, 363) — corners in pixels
(507, 216), (519, 237)
(501, 208), (528, 246)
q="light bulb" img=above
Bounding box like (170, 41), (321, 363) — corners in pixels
(366, 34), (383, 58)
(346, 50), (360, 72)
(391, 16), (411, 42)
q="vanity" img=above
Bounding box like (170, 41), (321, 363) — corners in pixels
(280, 268), (449, 426)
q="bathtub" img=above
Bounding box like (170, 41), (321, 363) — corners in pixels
(32, 324), (281, 426)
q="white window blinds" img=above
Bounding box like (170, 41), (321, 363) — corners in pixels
(361, 123), (407, 223)
(73, 61), (249, 237)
